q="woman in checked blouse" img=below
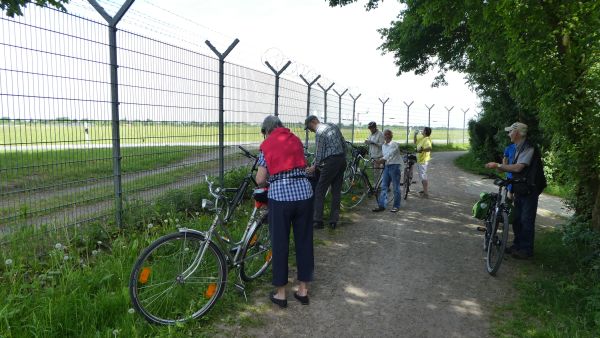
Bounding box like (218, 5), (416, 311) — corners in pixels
(256, 116), (314, 308)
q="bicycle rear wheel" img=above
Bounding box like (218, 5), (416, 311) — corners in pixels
(129, 231), (227, 325)
(403, 167), (412, 200)
(240, 216), (272, 282)
(341, 173), (367, 209)
(486, 211), (509, 275)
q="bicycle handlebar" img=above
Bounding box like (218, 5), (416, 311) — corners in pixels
(238, 145), (257, 160)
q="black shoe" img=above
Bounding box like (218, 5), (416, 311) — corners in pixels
(294, 292), (309, 305)
(372, 207), (385, 212)
(329, 222), (337, 229)
(270, 292), (287, 308)
(511, 249), (533, 260)
(313, 221), (324, 229)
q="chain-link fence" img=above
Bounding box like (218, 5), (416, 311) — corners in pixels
(0, 3), (474, 243)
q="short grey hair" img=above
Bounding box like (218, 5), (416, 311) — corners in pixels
(261, 115), (284, 135)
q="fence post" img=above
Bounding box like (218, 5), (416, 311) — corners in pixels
(403, 101), (414, 146)
(265, 60), (291, 116)
(445, 106), (454, 145)
(461, 108), (470, 145)
(317, 82), (335, 123)
(349, 92), (361, 144)
(88, 0), (136, 228)
(425, 104), (435, 128)
(205, 39), (240, 187)
(332, 88), (348, 129)
(379, 97), (389, 130)
(300, 74), (321, 147)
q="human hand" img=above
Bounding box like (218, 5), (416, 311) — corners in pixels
(306, 166), (316, 175)
(485, 162), (499, 169)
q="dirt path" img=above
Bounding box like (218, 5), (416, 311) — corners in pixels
(242, 151), (569, 337)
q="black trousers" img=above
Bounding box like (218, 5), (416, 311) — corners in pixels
(268, 198), (314, 286)
(313, 154), (347, 224)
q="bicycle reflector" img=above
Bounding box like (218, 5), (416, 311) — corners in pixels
(139, 267), (152, 284)
(205, 283), (217, 298)
(266, 250), (272, 262)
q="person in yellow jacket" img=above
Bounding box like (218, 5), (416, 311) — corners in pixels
(413, 127), (432, 198)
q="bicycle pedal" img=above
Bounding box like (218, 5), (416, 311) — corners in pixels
(233, 283), (248, 302)
(476, 226), (487, 232)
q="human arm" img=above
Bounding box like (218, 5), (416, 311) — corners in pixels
(256, 166), (269, 187)
(485, 162), (526, 173)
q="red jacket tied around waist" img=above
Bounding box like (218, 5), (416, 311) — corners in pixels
(259, 127), (306, 175)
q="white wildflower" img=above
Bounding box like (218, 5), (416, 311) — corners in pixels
(128, 308), (135, 314)
(4, 259), (13, 266)
(55, 243), (63, 250)
(97, 241), (102, 245)
(163, 219), (168, 223)
(112, 329), (120, 336)
(175, 218), (179, 223)
(63, 255), (69, 261)
(92, 250), (99, 256)
(167, 212), (170, 216)
(195, 212), (199, 216)
(79, 259), (84, 264)
(147, 223), (153, 229)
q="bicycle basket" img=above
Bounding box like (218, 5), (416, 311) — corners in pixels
(472, 192), (495, 220)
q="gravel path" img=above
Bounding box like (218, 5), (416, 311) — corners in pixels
(242, 151), (569, 337)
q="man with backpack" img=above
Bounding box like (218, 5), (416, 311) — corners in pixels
(485, 122), (547, 259)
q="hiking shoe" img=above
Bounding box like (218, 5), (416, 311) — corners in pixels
(372, 206), (385, 212)
(511, 249), (533, 260)
(418, 191), (429, 198)
(390, 207), (399, 213)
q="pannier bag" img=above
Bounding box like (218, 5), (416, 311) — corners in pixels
(472, 192), (495, 219)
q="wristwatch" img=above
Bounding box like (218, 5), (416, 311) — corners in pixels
(498, 163), (503, 169)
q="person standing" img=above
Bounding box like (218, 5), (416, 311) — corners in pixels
(256, 116), (314, 307)
(414, 127), (433, 198)
(485, 122), (545, 259)
(371, 129), (402, 212)
(365, 121), (384, 160)
(305, 115), (347, 230)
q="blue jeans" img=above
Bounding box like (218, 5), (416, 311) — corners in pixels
(512, 192), (539, 255)
(378, 164), (401, 209)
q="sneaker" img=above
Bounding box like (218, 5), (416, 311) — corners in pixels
(390, 207), (399, 213)
(418, 192), (429, 199)
(372, 206), (385, 212)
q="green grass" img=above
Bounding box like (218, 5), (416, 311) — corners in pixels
(492, 229), (600, 337)
(0, 169), (273, 337)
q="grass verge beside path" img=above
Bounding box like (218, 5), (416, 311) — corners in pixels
(455, 151), (600, 337)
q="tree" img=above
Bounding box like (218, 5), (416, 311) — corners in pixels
(329, 0), (600, 230)
(1, 0), (69, 17)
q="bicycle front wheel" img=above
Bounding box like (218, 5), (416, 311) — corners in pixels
(240, 216), (272, 282)
(486, 211), (509, 275)
(341, 166), (355, 194)
(129, 231), (227, 325)
(341, 173), (367, 209)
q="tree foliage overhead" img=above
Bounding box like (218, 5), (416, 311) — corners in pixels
(0, 0), (68, 17)
(329, 0), (600, 230)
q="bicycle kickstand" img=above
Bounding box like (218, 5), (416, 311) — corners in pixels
(234, 274), (248, 302)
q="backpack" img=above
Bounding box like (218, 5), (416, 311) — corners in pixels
(511, 143), (547, 196)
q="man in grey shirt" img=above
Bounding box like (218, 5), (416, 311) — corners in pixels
(365, 121), (384, 159)
(485, 122), (540, 259)
(305, 115), (347, 229)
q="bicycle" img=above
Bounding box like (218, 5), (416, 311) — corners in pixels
(476, 174), (519, 275)
(129, 146), (272, 325)
(342, 141), (369, 194)
(401, 151), (417, 200)
(341, 155), (386, 210)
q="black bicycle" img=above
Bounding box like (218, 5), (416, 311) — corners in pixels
(129, 146), (272, 324)
(477, 174), (520, 275)
(401, 151), (417, 200)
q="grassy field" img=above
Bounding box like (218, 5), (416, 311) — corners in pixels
(1, 121), (468, 147)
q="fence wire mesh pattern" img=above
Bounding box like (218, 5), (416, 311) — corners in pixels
(0, 5), (471, 242)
